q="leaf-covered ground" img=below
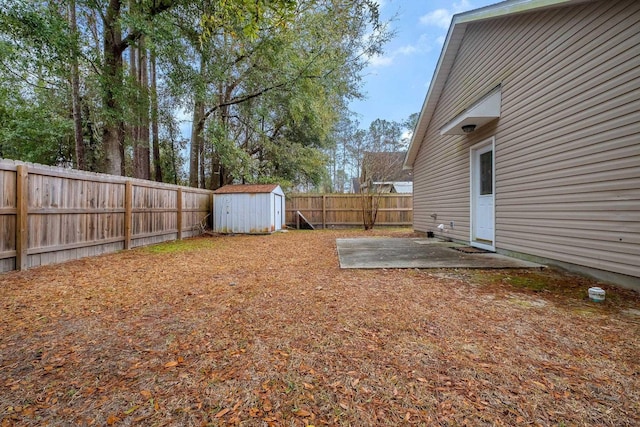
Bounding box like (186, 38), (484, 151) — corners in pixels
(1, 229), (639, 426)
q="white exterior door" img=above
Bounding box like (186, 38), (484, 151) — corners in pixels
(471, 139), (495, 250)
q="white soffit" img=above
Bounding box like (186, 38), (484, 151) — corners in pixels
(440, 87), (502, 135)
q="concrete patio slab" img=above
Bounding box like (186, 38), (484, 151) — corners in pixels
(336, 238), (544, 269)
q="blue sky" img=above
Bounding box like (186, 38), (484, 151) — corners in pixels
(350, 0), (497, 131)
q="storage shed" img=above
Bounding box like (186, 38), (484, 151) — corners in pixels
(212, 184), (285, 234)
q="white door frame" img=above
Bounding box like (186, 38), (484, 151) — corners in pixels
(274, 194), (283, 231)
(469, 137), (496, 251)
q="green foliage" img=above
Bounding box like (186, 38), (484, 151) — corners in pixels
(0, 91), (73, 164)
(157, 136), (188, 185)
(0, 0), (391, 189)
(200, 0), (297, 41)
(0, 0), (74, 75)
(158, 0), (390, 189)
(0, 1), (77, 164)
(207, 122), (255, 182)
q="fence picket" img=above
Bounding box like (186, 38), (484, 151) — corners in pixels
(285, 193), (412, 228)
(0, 160), (212, 272)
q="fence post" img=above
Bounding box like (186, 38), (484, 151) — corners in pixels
(322, 195), (326, 229)
(177, 188), (183, 240)
(124, 181), (132, 249)
(16, 165), (28, 270)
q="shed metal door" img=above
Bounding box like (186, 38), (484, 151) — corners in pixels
(274, 194), (283, 231)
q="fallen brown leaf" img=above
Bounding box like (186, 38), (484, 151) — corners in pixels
(0, 229), (638, 426)
(214, 408), (230, 418)
(294, 408), (312, 417)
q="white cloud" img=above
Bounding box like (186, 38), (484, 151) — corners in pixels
(367, 42), (426, 68)
(397, 44), (418, 55)
(368, 53), (394, 67)
(419, 9), (451, 29)
(419, 0), (472, 29)
(366, 1), (477, 68)
(387, 34), (436, 62)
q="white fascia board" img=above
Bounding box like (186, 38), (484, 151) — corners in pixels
(456, 0), (587, 24)
(440, 87), (501, 135)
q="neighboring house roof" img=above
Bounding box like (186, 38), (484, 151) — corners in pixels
(361, 181), (413, 194)
(391, 182), (413, 194)
(404, 0), (590, 168)
(362, 151), (413, 182)
(213, 184), (280, 194)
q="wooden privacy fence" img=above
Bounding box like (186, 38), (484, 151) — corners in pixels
(0, 160), (212, 272)
(286, 193), (413, 228)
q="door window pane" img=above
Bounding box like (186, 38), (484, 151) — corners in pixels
(480, 151), (492, 195)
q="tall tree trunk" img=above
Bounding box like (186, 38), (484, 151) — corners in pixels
(189, 100), (204, 187)
(198, 131), (206, 189)
(167, 114), (179, 185)
(102, 0), (124, 176)
(208, 85), (235, 190)
(101, 0), (174, 176)
(128, 0), (139, 177)
(69, 0), (85, 170)
(82, 102), (98, 171)
(170, 137), (178, 185)
(133, 37), (150, 179)
(150, 50), (162, 182)
(128, 37), (137, 150)
(140, 41), (150, 179)
(189, 55), (206, 188)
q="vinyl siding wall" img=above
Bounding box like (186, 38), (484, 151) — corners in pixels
(413, 0), (640, 278)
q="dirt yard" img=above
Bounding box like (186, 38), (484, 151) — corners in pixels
(1, 229), (639, 426)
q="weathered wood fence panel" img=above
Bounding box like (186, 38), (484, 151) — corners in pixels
(0, 159), (213, 273)
(286, 193), (413, 228)
(0, 167), (17, 272)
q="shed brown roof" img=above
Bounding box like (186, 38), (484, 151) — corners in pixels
(213, 184), (279, 194)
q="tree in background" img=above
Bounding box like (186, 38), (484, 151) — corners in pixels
(323, 114), (417, 228)
(0, 2), (75, 165)
(0, 0), (174, 175)
(326, 114), (417, 193)
(169, 0), (389, 190)
(0, 0), (390, 192)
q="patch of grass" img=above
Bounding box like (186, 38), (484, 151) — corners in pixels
(571, 307), (601, 317)
(141, 237), (218, 254)
(464, 269), (599, 301)
(505, 275), (549, 292)
(508, 297), (541, 308)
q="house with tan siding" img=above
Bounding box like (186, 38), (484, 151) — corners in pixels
(404, 0), (639, 288)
